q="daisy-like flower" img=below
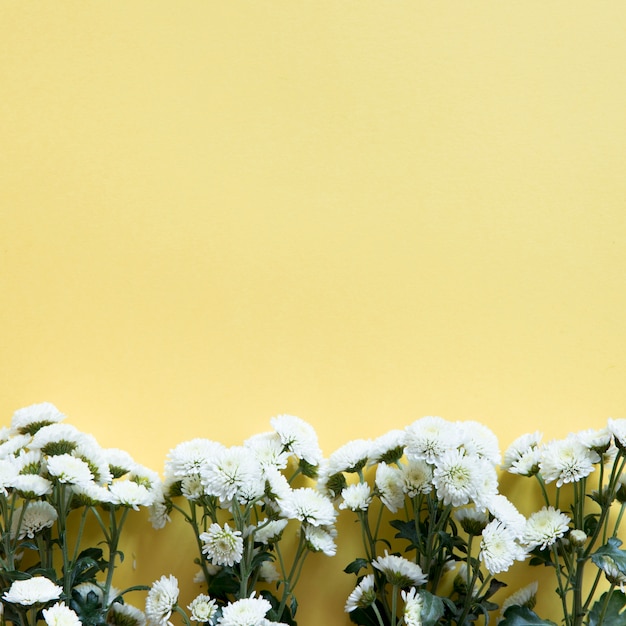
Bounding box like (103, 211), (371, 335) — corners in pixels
(244, 432), (290, 471)
(109, 480), (155, 510)
(596, 555), (626, 591)
(42, 602), (81, 626)
(485, 494), (527, 538)
(502, 431), (542, 472)
(252, 518), (288, 545)
(458, 421), (501, 465)
(258, 560), (280, 583)
(608, 418), (626, 451)
(11, 474), (53, 497)
(200, 522), (244, 567)
(372, 551), (428, 588)
(500, 581), (538, 617)
(0, 434), (33, 459)
(479, 520), (527, 575)
(432, 449), (481, 507)
(326, 439), (372, 475)
(103, 447), (136, 479)
(263, 465), (292, 502)
(345, 574), (376, 612)
(73, 582), (103, 605)
(149, 496), (171, 531)
(11, 501), (58, 539)
(339, 482), (372, 511)
(187, 594), (218, 624)
(402, 587), (424, 626)
(577, 428), (612, 458)
(14, 449), (43, 475)
(217, 594), (272, 626)
(523, 506), (571, 550)
(46, 453), (94, 486)
(75, 438), (113, 486)
(375, 462), (405, 513)
(145, 575), (179, 626)
(539, 436), (596, 487)
(270, 414), (323, 466)
(30, 424), (86, 456)
(3, 576), (63, 605)
(401, 459), (433, 497)
(180, 474), (204, 500)
(454, 505), (489, 536)
(165, 438), (224, 482)
(0, 457), (19, 496)
(303, 524), (337, 556)
(201, 446), (263, 504)
(71, 482), (113, 506)
(405, 416), (459, 464)
(277, 487), (337, 527)
(368, 429), (406, 465)
(11, 402), (66, 436)
(107, 602), (147, 626)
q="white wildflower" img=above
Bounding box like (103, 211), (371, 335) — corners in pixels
(0, 434), (32, 459)
(187, 594), (218, 624)
(339, 482), (372, 511)
(165, 438), (224, 482)
(405, 416), (459, 464)
(270, 414), (323, 466)
(485, 494), (527, 538)
(454, 505), (489, 535)
(375, 462), (405, 513)
(303, 524), (337, 556)
(109, 480), (154, 510)
(326, 439), (372, 475)
(479, 520), (527, 575)
(3, 576), (63, 605)
(104, 448), (136, 478)
(401, 459), (433, 497)
(345, 574), (376, 612)
(46, 454), (94, 486)
(402, 587), (424, 626)
(200, 523), (244, 567)
(458, 421), (501, 465)
(72, 482), (113, 506)
(252, 518), (288, 544)
(42, 602), (81, 626)
(217, 594), (271, 626)
(523, 506), (571, 550)
(244, 432), (290, 471)
(278, 487), (337, 527)
(372, 551), (428, 587)
(432, 449), (481, 507)
(539, 437), (595, 487)
(368, 429), (406, 465)
(11, 402), (66, 435)
(500, 581), (538, 616)
(502, 431), (542, 472)
(145, 575), (179, 626)
(11, 474), (53, 497)
(201, 446), (262, 504)
(0, 458), (19, 495)
(11, 501), (57, 539)
(608, 418), (626, 450)
(30, 424), (86, 455)
(107, 602), (146, 626)
(258, 560), (280, 583)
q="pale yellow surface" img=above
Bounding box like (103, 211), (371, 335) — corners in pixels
(2, 3), (626, 624)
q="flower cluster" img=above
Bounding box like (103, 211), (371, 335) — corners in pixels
(0, 402), (161, 626)
(160, 414), (336, 626)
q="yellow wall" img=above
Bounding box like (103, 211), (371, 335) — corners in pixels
(2, 3), (626, 624)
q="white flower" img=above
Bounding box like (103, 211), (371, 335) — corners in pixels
(326, 439), (372, 475)
(339, 482), (372, 511)
(345, 574), (376, 612)
(508, 448), (541, 477)
(104, 448), (136, 478)
(46, 453), (94, 486)
(258, 560), (280, 583)
(109, 480), (155, 510)
(485, 494), (527, 538)
(72, 482), (113, 506)
(0, 458), (19, 495)
(454, 505), (489, 535)
(200, 523), (244, 567)
(42, 602), (81, 626)
(523, 506), (571, 550)
(375, 463), (405, 513)
(3, 576), (63, 605)
(263, 465), (292, 502)
(244, 432), (290, 471)
(608, 418), (626, 450)
(10, 474), (53, 497)
(500, 581), (538, 616)
(539, 437), (595, 487)
(0, 434), (33, 459)
(107, 602), (147, 626)
(372, 551), (428, 587)
(30, 424), (86, 455)
(401, 459), (433, 497)
(303, 524), (337, 556)
(187, 594), (218, 624)
(149, 496), (171, 530)
(577, 428), (612, 457)
(11, 501), (58, 539)
(145, 575), (179, 626)
(201, 446), (263, 504)
(73, 582), (103, 604)
(405, 416), (459, 464)
(502, 432), (542, 471)
(278, 487), (337, 527)
(458, 421), (501, 465)
(402, 587), (424, 626)
(14, 449), (43, 474)
(217, 594), (272, 626)
(596, 555), (626, 590)
(252, 518), (288, 544)
(270, 414), (323, 466)
(479, 520), (527, 575)
(432, 449), (481, 507)
(368, 429), (406, 465)
(11, 402), (66, 435)
(165, 438), (224, 482)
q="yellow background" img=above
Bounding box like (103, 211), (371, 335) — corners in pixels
(2, 3), (626, 624)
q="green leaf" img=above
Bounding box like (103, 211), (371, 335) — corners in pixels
(592, 537), (626, 577)
(344, 558), (370, 575)
(588, 591), (626, 626)
(390, 519), (420, 549)
(417, 590), (445, 626)
(499, 606), (557, 626)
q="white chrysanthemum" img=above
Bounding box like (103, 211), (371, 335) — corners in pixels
(500, 581), (538, 616)
(608, 418), (626, 450)
(42, 601), (81, 626)
(109, 480), (155, 510)
(508, 448), (541, 477)
(339, 482), (372, 511)
(263, 465), (292, 502)
(11, 501), (58, 539)
(14, 449), (42, 474)
(217, 594), (272, 626)
(472, 459), (500, 510)
(372, 551), (428, 587)
(454, 505), (489, 535)
(103, 448), (136, 478)
(539, 437), (595, 487)
(278, 487), (337, 527)
(0, 458), (19, 495)
(201, 446), (263, 504)
(345, 574), (376, 612)
(11, 474), (53, 497)
(432, 449), (481, 507)
(129, 465), (162, 493)
(145, 575), (179, 626)
(502, 431), (542, 471)
(270, 414), (323, 466)
(523, 506), (571, 550)
(165, 438), (224, 482)
(187, 594), (218, 624)
(3, 576), (63, 605)
(368, 429), (407, 465)
(46, 453), (94, 486)
(401, 459), (433, 497)
(11, 402), (66, 435)
(596, 555), (626, 590)
(258, 560), (280, 583)
(75, 438), (113, 485)
(244, 432), (290, 471)
(72, 482), (113, 506)
(107, 602), (147, 626)
(577, 428), (612, 456)
(375, 462), (405, 513)
(479, 520), (527, 575)
(30, 424), (86, 455)
(405, 416), (459, 464)
(0, 434), (32, 459)
(252, 518), (288, 544)
(180, 474), (204, 500)
(402, 587), (424, 626)
(485, 494), (527, 538)
(458, 421), (501, 465)
(73, 582), (103, 604)
(149, 497), (171, 530)
(326, 439), (372, 475)
(200, 523), (244, 567)
(304, 524), (337, 556)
